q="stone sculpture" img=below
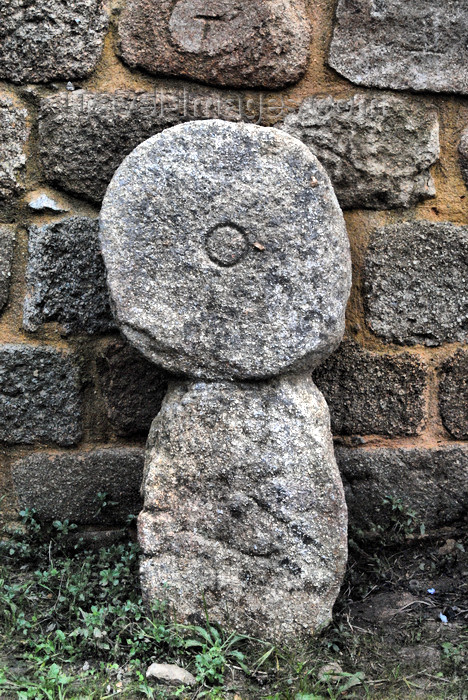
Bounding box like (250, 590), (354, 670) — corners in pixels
(100, 120), (352, 641)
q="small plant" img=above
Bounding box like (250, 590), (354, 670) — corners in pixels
(93, 491), (118, 518)
(182, 622), (250, 684)
(381, 494), (423, 538)
(357, 495), (426, 553)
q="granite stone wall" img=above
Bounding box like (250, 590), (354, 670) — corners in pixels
(1, 0), (467, 539)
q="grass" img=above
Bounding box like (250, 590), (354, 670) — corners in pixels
(0, 507), (467, 699)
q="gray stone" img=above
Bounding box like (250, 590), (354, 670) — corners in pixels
(23, 217), (116, 335)
(28, 193), (69, 213)
(39, 89), (243, 204)
(313, 340), (427, 436)
(459, 128), (468, 188)
(328, 0), (468, 95)
(0, 345), (82, 446)
(12, 448), (144, 525)
(364, 221), (468, 346)
(0, 227), (14, 313)
(318, 663), (343, 683)
(146, 663), (196, 687)
(0, 95), (28, 202)
(0, 459), (15, 525)
(96, 340), (168, 437)
(0, 0), (108, 84)
(139, 375), (348, 640)
(336, 446), (468, 531)
(118, 0), (310, 89)
(439, 349), (468, 440)
(100, 120), (351, 380)
(280, 94), (439, 209)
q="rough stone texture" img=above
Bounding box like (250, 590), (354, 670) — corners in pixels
(0, 345), (82, 446)
(280, 94), (439, 210)
(23, 217), (116, 335)
(439, 350), (468, 440)
(28, 193), (69, 213)
(96, 340), (169, 437)
(459, 128), (468, 188)
(118, 0), (310, 89)
(100, 120), (351, 381)
(0, 459), (15, 524)
(328, 0), (468, 96)
(146, 664), (196, 687)
(139, 376), (348, 640)
(12, 448), (144, 525)
(313, 340), (427, 436)
(0, 227), (15, 313)
(337, 446), (468, 531)
(364, 222), (468, 346)
(0, 0), (108, 84)
(0, 95), (28, 202)
(39, 89), (243, 204)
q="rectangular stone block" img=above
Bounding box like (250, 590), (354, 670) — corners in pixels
(458, 127), (468, 189)
(0, 94), (28, 202)
(364, 222), (468, 346)
(0, 454), (15, 524)
(0, 0), (108, 84)
(313, 341), (427, 437)
(280, 94), (439, 209)
(96, 341), (168, 437)
(23, 217), (116, 335)
(0, 345), (82, 446)
(12, 448), (144, 525)
(0, 227), (14, 313)
(329, 0), (468, 96)
(38, 89), (242, 204)
(439, 350), (468, 440)
(336, 446), (468, 532)
(118, 0), (310, 89)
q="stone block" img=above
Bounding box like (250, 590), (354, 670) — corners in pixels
(27, 193), (69, 214)
(140, 375), (347, 640)
(337, 445), (468, 531)
(328, 0), (468, 95)
(0, 227), (14, 313)
(280, 94), (439, 209)
(39, 89), (242, 204)
(96, 341), (169, 436)
(313, 341), (427, 436)
(459, 128), (468, 188)
(0, 0), (108, 83)
(0, 345), (82, 446)
(364, 221), (468, 346)
(118, 0), (310, 89)
(0, 456), (15, 523)
(439, 350), (468, 440)
(0, 95), (28, 202)
(100, 120), (351, 380)
(23, 217), (115, 335)
(12, 448), (144, 525)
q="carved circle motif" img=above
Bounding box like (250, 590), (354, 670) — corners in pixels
(205, 223), (248, 267)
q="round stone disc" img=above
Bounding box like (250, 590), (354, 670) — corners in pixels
(100, 120), (351, 380)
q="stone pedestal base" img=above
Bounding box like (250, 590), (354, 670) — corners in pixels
(139, 374), (347, 641)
